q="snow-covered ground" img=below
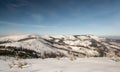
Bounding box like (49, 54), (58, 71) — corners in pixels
(0, 57), (120, 72)
(0, 34), (120, 58)
(0, 34), (120, 72)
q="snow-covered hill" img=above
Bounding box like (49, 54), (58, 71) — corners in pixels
(0, 34), (120, 58)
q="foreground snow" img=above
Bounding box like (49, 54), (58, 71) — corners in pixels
(0, 57), (120, 72)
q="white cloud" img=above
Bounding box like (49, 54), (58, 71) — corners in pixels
(31, 14), (44, 22)
(0, 21), (56, 28)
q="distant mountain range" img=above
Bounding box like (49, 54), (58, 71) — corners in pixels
(0, 34), (120, 58)
(106, 36), (120, 40)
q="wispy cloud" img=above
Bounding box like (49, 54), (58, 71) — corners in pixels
(6, 0), (28, 8)
(2, 1), (25, 13)
(31, 14), (44, 22)
(0, 21), (56, 28)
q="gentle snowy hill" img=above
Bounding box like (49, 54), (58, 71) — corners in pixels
(0, 34), (120, 58)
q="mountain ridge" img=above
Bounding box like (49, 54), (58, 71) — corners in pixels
(0, 34), (120, 58)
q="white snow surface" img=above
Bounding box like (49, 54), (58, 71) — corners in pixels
(0, 34), (119, 58)
(0, 34), (120, 72)
(1, 39), (58, 53)
(0, 34), (102, 52)
(0, 34), (37, 42)
(64, 40), (91, 46)
(0, 57), (120, 72)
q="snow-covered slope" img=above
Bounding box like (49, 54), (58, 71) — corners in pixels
(0, 57), (120, 72)
(0, 34), (120, 58)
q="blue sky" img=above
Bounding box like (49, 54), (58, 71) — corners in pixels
(0, 0), (120, 36)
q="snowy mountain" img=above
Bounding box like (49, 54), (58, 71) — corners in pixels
(0, 34), (120, 58)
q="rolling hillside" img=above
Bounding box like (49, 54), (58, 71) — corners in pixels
(0, 34), (120, 58)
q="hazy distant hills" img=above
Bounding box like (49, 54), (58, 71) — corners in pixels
(106, 36), (120, 40)
(0, 34), (120, 58)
